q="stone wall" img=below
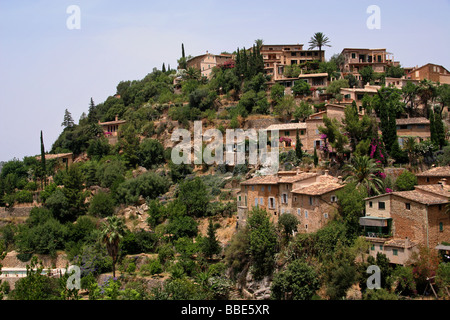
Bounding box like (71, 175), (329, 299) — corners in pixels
(0, 206), (34, 219)
(390, 195), (427, 245)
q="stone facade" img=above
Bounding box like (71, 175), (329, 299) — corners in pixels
(416, 166), (450, 185)
(362, 183), (450, 264)
(407, 63), (450, 84)
(186, 52), (233, 79)
(237, 171), (343, 233)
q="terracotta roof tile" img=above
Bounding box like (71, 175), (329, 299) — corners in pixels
(416, 166), (450, 177)
(392, 190), (448, 205)
(292, 175), (343, 195)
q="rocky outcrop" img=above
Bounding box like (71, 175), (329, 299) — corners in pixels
(237, 272), (272, 300)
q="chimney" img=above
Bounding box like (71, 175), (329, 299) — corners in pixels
(405, 237), (410, 249)
(338, 176), (343, 184)
(324, 170), (329, 176)
(115, 115), (118, 122)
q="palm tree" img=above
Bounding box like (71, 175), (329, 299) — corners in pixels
(308, 32), (331, 54)
(100, 216), (127, 278)
(403, 137), (418, 165)
(343, 155), (384, 196)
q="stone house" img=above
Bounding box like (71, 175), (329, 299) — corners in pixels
(260, 44), (325, 83)
(36, 153), (74, 170)
(395, 117), (431, 146)
(416, 166), (450, 185)
(98, 115), (127, 145)
(407, 63), (450, 84)
(361, 183), (450, 264)
(186, 52), (233, 79)
(237, 170), (343, 233)
(340, 48), (397, 80)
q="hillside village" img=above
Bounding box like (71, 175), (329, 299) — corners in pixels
(0, 34), (450, 301)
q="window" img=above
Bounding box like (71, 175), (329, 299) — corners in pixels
(378, 202), (386, 210)
(251, 186), (255, 191)
(371, 245), (375, 251)
(331, 196), (337, 203)
(269, 197), (275, 209)
(305, 210), (308, 219)
(294, 196), (297, 202)
(282, 193), (288, 204)
(351, 53), (356, 59)
(255, 198), (258, 207)
(291, 52), (297, 57)
(268, 186), (271, 192)
(285, 131), (290, 137)
(440, 222), (444, 232)
(297, 208), (301, 215)
(261, 186), (265, 192)
(281, 208), (285, 214)
(369, 201), (373, 208)
(324, 213), (329, 219)
(405, 203), (411, 210)
(305, 224), (308, 230)
(379, 245), (383, 250)
(300, 130), (305, 135)
(309, 197), (314, 206)
(393, 249), (398, 256)
(238, 196), (241, 202)
(260, 198), (264, 205)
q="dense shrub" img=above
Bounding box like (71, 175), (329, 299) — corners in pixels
(88, 191), (115, 217)
(115, 172), (170, 205)
(395, 170), (417, 191)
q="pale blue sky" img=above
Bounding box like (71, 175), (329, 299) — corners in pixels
(0, 0), (449, 161)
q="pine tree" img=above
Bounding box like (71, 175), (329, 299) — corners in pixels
(202, 219), (221, 259)
(162, 63), (166, 73)
(62, 109), (74, 128)
(40, 131), (46, 188)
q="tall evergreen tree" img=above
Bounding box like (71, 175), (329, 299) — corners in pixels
(162, 63), (166, 73)
(40, 130), (46, 188)
(201, 219), (221, 259)
(61, 109), (74, 128)
(295, 130), (303, 160)
(88, 98), (97, 123)
(434, 111), (447, 149)
(181, 43), (187, 69)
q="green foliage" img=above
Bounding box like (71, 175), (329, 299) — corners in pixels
(437, 146), (450, 165)
(271, 260), (320, 300)
(199, 219), (221, 258)
(14, 190), (33, 203)
(336, 182), (368, 239)
(140, 258), (163, 276)
(118, 123), (140, 168)
(9, 257), (61, 300)
(115, 171), (170, 205)
(247, 207), (278, 279)
(359, 66), (374, 85)
(395, 170), (417, 191)
(137, 138), (165, 169)
(177, 177), (209, 217)
(270, 83), (285, 104)
(278, 213), (299, 240)
(167, 215), (198, 240)
(15, 208), (68, 255)
(292, 80), (310, 97)
(89, 191), (115, 217)
(274, 95), (296, 120)
(390, 265), (416, 296)
(224, 228), (250, 279)
(87, 137), (111, 161)
(363, 288), (398, 300)
(326, 79), (349, 95)
(293, 101), (313, 122)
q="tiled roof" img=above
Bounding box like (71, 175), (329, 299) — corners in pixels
(36, 153), (73, 160)
(292, 175), (343, 195)
(264, 123), (307, 131)
(99, 119), (127, 126)
(241, 175), (279, 185)
(391, 190), (448, 205)
(241, 172), (318, 185)
(279, 172), (318, 184)
(396, 117), (430, 125)
(414, 184), (450, 198)
(416, 166), (450, 177)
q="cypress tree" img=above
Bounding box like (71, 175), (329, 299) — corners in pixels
(434, 111), (446, 149)
(88, 98), (97, 123)
(162, 63), (166, 73)
(429, 109), (438, 147)
(313, 147), (318, 167)
(202, 219), (221, 259)
(40, 130), (46, 188)
(295, 130), (303, 160)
